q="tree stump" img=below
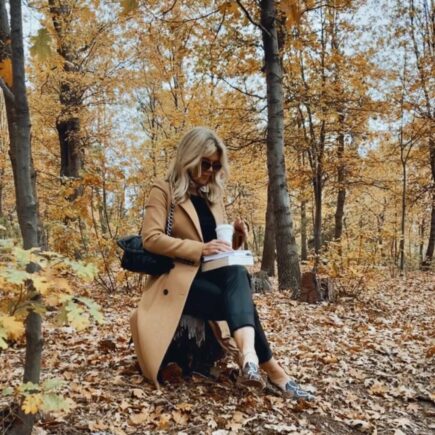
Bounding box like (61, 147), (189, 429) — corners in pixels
(298, 271), (336, 303)
(159, 315), (226, 381)
(250, 270), (272, 293)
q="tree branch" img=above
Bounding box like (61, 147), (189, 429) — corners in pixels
(210, 73), (266, 100)
(235, 0), (271, 37)
(0, 77), (15, 104)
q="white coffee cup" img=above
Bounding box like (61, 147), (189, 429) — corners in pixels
(215, 224), (234, 245)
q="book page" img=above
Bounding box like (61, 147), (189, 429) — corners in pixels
(203, 250), (253, 262)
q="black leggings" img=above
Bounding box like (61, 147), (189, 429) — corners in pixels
(183, 265), (273, 364)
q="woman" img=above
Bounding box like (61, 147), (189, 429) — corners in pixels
(130, 127), (313, 401)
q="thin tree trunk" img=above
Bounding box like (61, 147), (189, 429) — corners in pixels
(57, 116), (82, 178)
(300, 198), (307, 261)
(419, 216), (425, 266)
(313, 171), (322, 253)
(0, 168), (4, 218)
(422, 190), (435, 269)
(1, 1), (42, 434)
(334, 116), (346, 243)
(422, 137), (435, 268)
(260, 0), (300, 291)
(261, 181), (276, 276)
(399, 161), (406, 271)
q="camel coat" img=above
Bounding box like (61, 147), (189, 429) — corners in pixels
(129, 180), (229, 387)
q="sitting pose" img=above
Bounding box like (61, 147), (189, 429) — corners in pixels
(130, 127), (313, 400)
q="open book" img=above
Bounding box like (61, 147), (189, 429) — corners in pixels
(201, 250), (254, 272)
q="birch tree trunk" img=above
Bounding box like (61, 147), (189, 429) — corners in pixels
(0, 1), (42, 434)
(260, 0), (300, 291)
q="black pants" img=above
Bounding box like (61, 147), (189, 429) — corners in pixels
(183, 265), (273, 364)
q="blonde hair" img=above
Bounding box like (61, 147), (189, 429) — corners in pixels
(166, 127), (229, 204)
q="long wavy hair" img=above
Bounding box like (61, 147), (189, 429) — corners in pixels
(166, 127), (229, 204)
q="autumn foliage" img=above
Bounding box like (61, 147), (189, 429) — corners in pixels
(0, 0), (434, 433)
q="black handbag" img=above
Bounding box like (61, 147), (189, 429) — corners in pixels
(117, 202), (175, 275)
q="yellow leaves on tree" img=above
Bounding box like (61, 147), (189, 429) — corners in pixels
(119, 0), (139, 15)
(2, 379), (74, 415)
(0, 57), (12, 88)
(279, 0), (302, 28)
(0, 36), (12, 87)
(0, 315), (25, 348)
(219, 1), (241, 17)
(22, 393), (44, 414)
(29, 28), (53, 62)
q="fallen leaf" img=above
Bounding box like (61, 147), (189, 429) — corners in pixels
(88, 420), (108, 431)
(157, 413), (172, 430)
(172, 410), (189, 425)
(345, 419), (372, 432)
(132, 388), (145, 398)
(129, 411), (149, 426)
(369, 381), (388, 396)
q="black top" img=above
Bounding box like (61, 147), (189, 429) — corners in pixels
(190, 195), (217, 242)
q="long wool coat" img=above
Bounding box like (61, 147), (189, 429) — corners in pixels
(130, 179), (228, 387)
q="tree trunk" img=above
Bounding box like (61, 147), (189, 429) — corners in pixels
(57, 115), (82, 178)
(3, 4), (38, 248)
(0, 167), (4, 218)
(0, 99), (6, 219)
(300, 198), (307, 261)
(399, 161), (406, 271)
(422, 190), (435, 269)
(48, 0), (84, 188)
(422, 137), (435, 269)
(419, 216), (425, 266)
(1, 1), (42, 433)
(334, 119), (346, 243)
(330, 9), (346, 246)
(261, 181), (276, 276)
(313, 171), (322, 254)
(260, 0), (300, 291)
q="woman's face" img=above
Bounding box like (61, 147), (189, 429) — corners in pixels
(191, 151), (222, 187)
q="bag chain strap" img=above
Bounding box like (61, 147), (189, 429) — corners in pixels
(165, 202), (175, 236)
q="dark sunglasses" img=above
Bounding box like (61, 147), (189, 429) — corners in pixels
(201, 159), (222, 172)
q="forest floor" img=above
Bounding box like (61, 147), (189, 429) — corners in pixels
(1, 269), (434, 434)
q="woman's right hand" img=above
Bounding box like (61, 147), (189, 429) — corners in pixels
(202, 239), (233, 256)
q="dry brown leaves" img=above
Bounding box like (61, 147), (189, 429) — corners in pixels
(1, 270), (434, 434)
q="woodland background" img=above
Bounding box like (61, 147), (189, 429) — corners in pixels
(0, 0), (434, 434)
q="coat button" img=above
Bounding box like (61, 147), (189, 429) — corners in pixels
(163, 289), (169, 295)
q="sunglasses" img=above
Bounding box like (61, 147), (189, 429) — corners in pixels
(201, 159), (222, 172)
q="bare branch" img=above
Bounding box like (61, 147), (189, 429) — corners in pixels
(210, 73), (266, 100)
(0, 77), (15, 104)
(235, 0), (272, 37)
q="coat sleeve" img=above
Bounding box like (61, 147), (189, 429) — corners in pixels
(141, 183), (204, 264)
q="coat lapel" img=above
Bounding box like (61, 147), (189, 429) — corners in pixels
(178, 197), (225, 242)
(179, 199), (203, 242)
(210, 200), (224, 226)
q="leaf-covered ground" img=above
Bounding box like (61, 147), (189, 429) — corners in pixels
(1, 271), (434, 434)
